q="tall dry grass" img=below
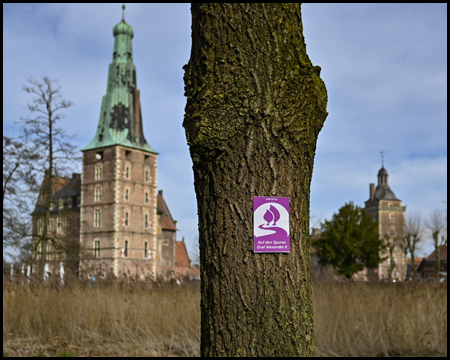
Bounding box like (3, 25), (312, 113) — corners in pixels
(3, 276), (447, 357)
(3, 278), (200, 357)
(313, 280), (447, 357)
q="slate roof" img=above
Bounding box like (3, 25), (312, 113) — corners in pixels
(373, 184), (401, 201)
(32, 174), (81, 215)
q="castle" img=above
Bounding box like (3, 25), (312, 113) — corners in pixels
(31, 12), (197, 280)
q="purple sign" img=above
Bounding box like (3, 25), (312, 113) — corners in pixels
(254, 197), (290, 253)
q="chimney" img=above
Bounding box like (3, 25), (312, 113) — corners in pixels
(369, 183), (375, 201)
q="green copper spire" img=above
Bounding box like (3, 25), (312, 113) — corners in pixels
(83, 9), (157, 154)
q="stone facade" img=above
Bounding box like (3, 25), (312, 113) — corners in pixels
(31, 173), (192, 279)
(31, 173), (81, 276)
(79, 146), (158, 278)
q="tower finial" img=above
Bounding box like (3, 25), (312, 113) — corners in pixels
(122, 3), (126, 21)
(380, 151), (384, 168)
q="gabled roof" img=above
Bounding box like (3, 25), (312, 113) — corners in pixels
(157, 190), (177, 231)
(176, 240), (191, 267)
(52, 175), (81, 198)
(33, 173), (81, 215)
(426, 245), (447, 260)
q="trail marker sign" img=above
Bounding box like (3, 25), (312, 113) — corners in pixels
(253, 197), (290, 253)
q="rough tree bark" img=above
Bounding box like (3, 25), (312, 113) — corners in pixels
(183, 4), (328, 356)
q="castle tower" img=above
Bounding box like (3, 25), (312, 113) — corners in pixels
(364, 158), (406, 281)
(80, 10), (159, 278)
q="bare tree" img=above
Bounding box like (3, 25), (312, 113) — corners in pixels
(18, 76), (79, 274)
(3, 136), (41, 260)
(403, 211), (424, 280)
(188, 236), (200, 267)
(183, 4), (327, 356)
(426, 207), (447, 281)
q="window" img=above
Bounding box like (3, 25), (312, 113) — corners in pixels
(124, 240), (128, 257)
(163, 238), (169, 246)
(46, 243), (52, 260)
(389, 213), (394, 223)
(123, 188), (129, 201)
(94, 210), (101, 227)
(66, 218), (72, 233)
(145, 191), (149, 204)
(145, 169), (150, 182)
(36, 243), (42, 259)
(58, 199), (64, 209)
(123, 164), (130, 179)
(94, 239), (101, 258)
(144, 241), (148, 258)
(37, 219), (43, 236)
(57, 218), (63, 234)
(122, 212), (129, 226)
(144, 214), (150, 229)
(95, 187), (102, 202)
(95, 165), (102, 180)
(389, 229), (396, 237)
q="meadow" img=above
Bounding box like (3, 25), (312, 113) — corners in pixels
(3, 276), (447, 357)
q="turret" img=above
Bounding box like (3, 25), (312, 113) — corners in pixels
(83, 8), (157, 154)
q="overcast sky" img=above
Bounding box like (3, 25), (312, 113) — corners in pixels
(3, 4), (447, 258)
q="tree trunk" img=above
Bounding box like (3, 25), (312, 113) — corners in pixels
(183, 4), (327, 356)
(433, 231), (441, 281)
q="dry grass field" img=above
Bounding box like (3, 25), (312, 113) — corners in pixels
(313, 280), (447, 357)
(3, 276), (447, 357)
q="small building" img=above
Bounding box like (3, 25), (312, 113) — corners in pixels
(417, 246), (447, 280)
